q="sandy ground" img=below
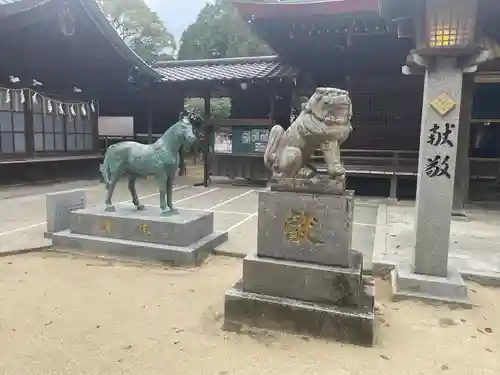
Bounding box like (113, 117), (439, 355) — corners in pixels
(1, 252), (499, 375)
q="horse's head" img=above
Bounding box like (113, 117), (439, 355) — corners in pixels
(180, 109), (204, 126)
(178, 117), (197, 147)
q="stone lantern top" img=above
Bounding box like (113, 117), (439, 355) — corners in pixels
(380, 0), (500, 70)
(381, 0), (478, 54)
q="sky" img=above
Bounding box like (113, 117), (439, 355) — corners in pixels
(143, 0), (211, 45)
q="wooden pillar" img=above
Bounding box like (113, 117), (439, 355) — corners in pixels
(203, 92), (211, 187)
(452, 74), (474, 214)
(24, 89), (34, 157)
(269, 89), (276, 123)
(178, 145), (186, 176)
(92, 100), (100, 152)
(63, 104), (68, 153)
(178, 103), (187, 176)
(147, 106), (153, 145)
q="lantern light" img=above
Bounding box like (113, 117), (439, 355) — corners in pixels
(421, 0), (479, 52)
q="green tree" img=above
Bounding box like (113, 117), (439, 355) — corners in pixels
(99, 0), (176, 63)
(178, 0), (273, 60)
(184, 97), (231, 120)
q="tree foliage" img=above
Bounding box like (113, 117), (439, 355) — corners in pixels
(99, 0), (176, 63)
(185, 97), (231, 120)
(178, 0), (273, 60)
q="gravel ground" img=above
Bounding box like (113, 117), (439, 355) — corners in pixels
(1, 252), (499, 375)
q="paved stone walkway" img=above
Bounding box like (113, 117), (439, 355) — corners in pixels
(372, 202), (500, 284)
(0, 177), (378, 266)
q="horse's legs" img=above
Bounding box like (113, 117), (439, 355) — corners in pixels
(104, 173), (121, 212)
(128, 177), (145, 211)
(155, 173), (168, 213)
(166, 173), (177, 212)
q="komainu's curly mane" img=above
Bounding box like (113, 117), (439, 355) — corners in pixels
(264, 87), (353, 180)
(297, 87), (352, 138)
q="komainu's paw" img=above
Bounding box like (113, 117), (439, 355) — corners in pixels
(327, 163), (345, 178)
(296, 167), (316, 179)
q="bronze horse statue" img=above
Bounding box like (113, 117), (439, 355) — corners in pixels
(100, 113), (197, 214)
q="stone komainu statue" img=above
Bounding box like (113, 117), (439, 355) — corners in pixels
(264, 87), (353, 180)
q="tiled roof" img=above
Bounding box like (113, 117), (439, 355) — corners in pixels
(154, 55), (298, 83)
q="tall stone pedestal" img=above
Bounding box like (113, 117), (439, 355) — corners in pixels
(46, 198), (228, 267)
(223, 185), (375, 346)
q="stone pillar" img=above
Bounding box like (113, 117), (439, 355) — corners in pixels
(413, 57), (463, 277)
(452, 74), (474, 213)
(392, 57), (470, 307)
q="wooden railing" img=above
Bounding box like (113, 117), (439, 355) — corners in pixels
(312, 149), (419, 175)
(313, 150), (500, 178)
(311, 149), (500, 199)
(469, 157), (500, 180)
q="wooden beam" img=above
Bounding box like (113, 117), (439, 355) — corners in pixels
(453, 74), (475, 213)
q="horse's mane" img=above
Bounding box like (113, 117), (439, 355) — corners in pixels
(152, 119), (190, 148)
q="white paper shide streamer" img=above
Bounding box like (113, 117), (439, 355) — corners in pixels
(0, 87), (94, 118)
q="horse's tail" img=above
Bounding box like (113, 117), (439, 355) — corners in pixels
(100, 154), (112, 189)
(264, 124), (285, 171)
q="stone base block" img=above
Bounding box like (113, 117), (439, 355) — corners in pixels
(50, 229), (228, 267)
(242, 250), (363, 307)
(270, 177), (345, 195)
(224, 280), (375, 346)
(47, 205), (228, 267)
(391, 264), (472, 308)
(257, 190), (354, 267)
(70, 205), (213, 247)
(46, 189), (86, 234)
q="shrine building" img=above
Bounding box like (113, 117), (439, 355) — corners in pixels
(2, 0), (500, 211)
(229, 0), (500, 303)
(230, 0), (500, 205)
